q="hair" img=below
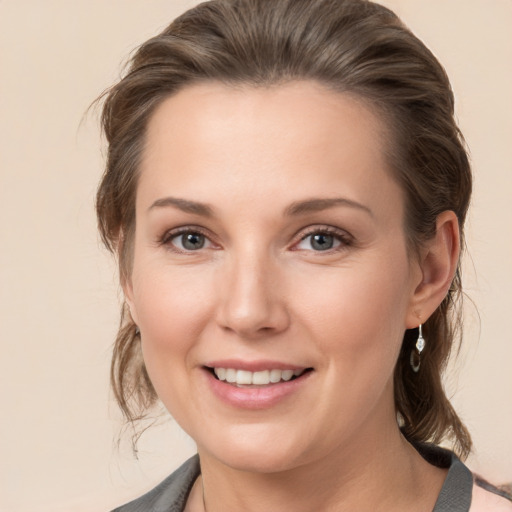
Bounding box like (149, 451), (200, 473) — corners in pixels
(96, 0), (472, 457)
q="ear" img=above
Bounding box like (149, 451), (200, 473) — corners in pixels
(405, 210), (460, 329)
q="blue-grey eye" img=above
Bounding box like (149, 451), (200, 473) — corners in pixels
(180, 232), (205, 250)
(310, 233), (335, 251)
(295, 231), (343, 251)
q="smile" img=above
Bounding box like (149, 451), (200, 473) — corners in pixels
(202, 361), (314, 409)
(212, 368), (308, 386)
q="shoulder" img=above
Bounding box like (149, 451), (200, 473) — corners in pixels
(413, 442), (512, 512)
(110, 455), (200, 512)
(470, 483), (512, 512)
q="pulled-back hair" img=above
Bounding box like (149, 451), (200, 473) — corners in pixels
(97, 0), (472, 456)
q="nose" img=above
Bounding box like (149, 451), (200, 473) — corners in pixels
(216, 252), (290, 339)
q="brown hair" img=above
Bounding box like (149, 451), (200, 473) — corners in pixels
(97, 0), (472, 456)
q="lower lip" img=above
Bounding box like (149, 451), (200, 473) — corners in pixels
(203, 369), (313, 410)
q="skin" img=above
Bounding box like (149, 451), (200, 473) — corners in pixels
(125, 81), (460, 511)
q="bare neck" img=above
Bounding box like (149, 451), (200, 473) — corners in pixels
(188, 423), (447, 512)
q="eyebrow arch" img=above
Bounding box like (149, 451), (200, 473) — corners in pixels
(148, 197), (214, 217)
(285, 197), (373, 217)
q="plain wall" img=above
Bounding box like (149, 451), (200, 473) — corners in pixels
(0, 1), (510, 511)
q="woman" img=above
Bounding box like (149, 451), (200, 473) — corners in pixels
(96, 0), (512, 510)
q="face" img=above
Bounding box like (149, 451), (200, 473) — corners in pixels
(126, 81), (423, 473)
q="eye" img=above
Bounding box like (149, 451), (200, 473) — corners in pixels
(294, 228), (350, 252)
(161, 228), (216, 252)
(298, 233), (340, 251)
(176, 232), (207, 250)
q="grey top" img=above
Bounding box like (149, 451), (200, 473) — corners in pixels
(111, 444), (476, 512)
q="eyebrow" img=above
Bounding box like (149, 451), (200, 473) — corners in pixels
(148, 197), (214, 217)
(148, 196), (373, 218)
(284, 197), (373, 217)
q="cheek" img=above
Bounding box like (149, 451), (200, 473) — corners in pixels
(131, 264), (215, 373)
(130, 265), (221, 425)
(292, 254), (411, 371)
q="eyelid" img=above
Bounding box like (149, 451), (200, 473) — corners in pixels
(291, 225), (354, 251)
(157, 224), (352, 253)
(158, 225), (219, 252)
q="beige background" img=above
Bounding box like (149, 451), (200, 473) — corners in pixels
(1, 1), (511, 511)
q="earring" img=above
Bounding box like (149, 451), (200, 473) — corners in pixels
(135, 326), (140, 336)
(410, 324), (425, 373)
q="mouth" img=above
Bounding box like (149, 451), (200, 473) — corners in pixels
(205, 367), (314, 387)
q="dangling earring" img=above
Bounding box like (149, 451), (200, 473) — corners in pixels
(410, 324), (425, 373)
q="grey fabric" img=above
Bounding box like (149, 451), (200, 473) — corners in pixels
(110, 445), (475, 511)
(111, 455), (200, 512)
(433, 456), (473, 512)
(430, 450), (473, 512)
(414, 443), (473, 511)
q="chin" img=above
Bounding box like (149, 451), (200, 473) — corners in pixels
(197, 424), (312, 474)
(211, 447), (303, 474)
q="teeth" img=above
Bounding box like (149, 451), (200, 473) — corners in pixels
(281, 370), (294, 381)
(237, 370), (252, 385)
(215, 368), (226, 381)
(252, 370), (270, 385)
(213, 368), (305, 385)
(269, 369), (282, 383)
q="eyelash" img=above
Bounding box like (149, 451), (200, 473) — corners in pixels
(293, 226), (353, 253)
(158, 226), (216, 254)
(158, 225), (353, 254)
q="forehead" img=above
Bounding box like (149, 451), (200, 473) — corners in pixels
(138, 81), (399, 216)
(143, 81), (388, 162)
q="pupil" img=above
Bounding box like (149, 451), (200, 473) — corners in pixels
(311, 234), (333, 251)
(182, 233), (205, 250)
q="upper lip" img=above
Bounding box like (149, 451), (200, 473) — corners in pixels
(203, 359), (310, 372)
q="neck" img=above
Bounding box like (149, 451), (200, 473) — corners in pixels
(193, 417), (446, 512)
